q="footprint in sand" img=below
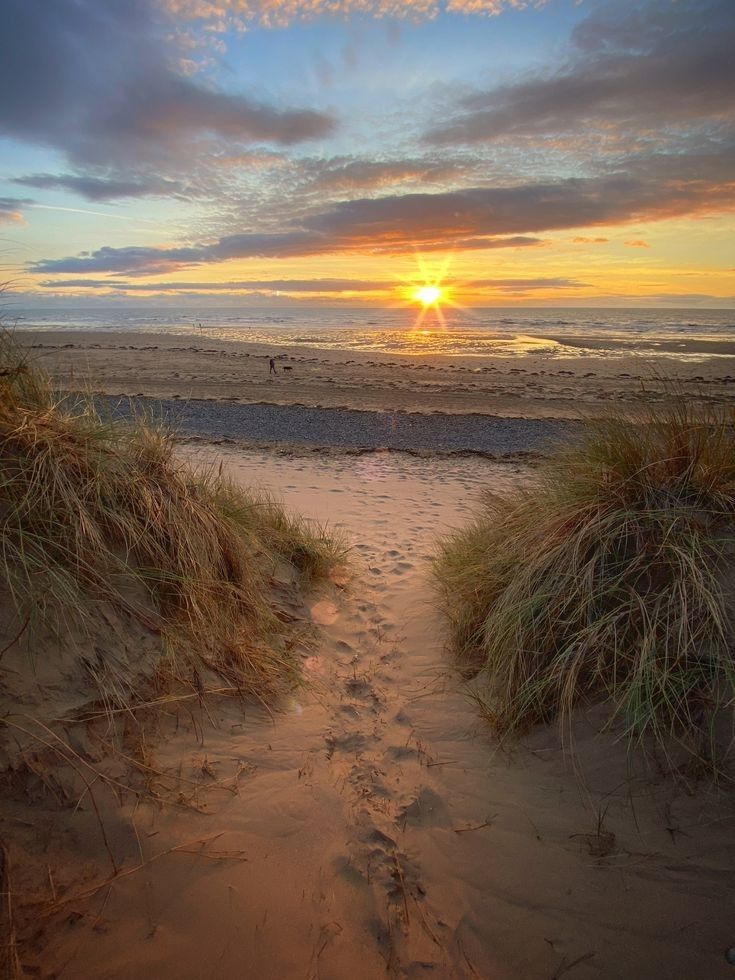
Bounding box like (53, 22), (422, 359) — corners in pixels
(329, 565), (350, 587)
(325, 731), (369, 755)
(303, 655), (325, 675)
(309, 599), (339, 625)
(398, 787), (453, 829)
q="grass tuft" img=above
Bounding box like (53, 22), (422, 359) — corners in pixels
(0, 330), (343, 711)
(434, 394), (735, 766)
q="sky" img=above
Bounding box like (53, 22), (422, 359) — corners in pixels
(1, 0), (734, 309)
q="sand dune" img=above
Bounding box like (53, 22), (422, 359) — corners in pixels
(9, 448), (734, 979)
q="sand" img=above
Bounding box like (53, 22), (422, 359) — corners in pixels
(5, 447), (734, 979)
(16, 329), (735, 421)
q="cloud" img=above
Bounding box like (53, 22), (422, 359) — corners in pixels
(625, 239), (650, 248)
(571, 236), (608, 244)
(0, 0), (334, 174)
(31, 231), (542, 275)
(33, 245), (206, 277)
(166, 1), (540, 30)
(425, 0), (735, 145)
(12, 173), (186, 202)
(0, 197), (31, 225)
(299, 159), (735, 242)
(305, 158), (468, 193)
(40, 277), (391, 292)
(467, 277), (587, 291)
(38, 274), (584, 294)
(29, 126), (735, 277)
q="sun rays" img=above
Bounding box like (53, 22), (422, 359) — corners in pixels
(398, 252), (469, 333)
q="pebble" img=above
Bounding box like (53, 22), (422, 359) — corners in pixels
(101, 396), (578, 455)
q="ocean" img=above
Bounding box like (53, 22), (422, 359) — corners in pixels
(5, 304), (734, 359)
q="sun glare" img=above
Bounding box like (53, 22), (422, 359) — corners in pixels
(414, 284), (442, 306)
(399, 256), (462, 337)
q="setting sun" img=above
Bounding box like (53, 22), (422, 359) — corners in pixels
(413, 284), (443, 306)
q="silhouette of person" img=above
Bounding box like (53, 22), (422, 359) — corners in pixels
(269, 357), (277, 375)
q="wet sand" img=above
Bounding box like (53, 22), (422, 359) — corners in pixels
(8, 448), (735, 979)
(16, 329), (735, 421)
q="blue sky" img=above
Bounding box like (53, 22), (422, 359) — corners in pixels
(1, 0), (733, 307)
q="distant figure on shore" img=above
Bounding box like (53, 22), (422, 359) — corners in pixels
(269, 357), (277, 375)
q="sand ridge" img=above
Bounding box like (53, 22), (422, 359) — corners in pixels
(12, 448), (734, 979)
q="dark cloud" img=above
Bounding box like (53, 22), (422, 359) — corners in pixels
(300, 156), (735, 243)
(38, 274), (586, 295)
(425, 0), (735, 145)
(0, 197), (31, 224)
(40, 278), (390, 293)
(11, 173), (185, 202)
(32, 245), (205, 276)
(31, 232), (541, 275)
(30, 137), (735, 276)
(0, 0), (334, 172)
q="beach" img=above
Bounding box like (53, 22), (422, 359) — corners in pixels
(16, 328), (735, 424)
(5, 0), (735, 974)
(6, 445), (733, 979)
(5, 329), (735, 978)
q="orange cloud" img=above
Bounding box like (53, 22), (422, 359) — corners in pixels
(625, 239), (650, 248)
(165, 0), (539, 28)
(0, 198), (29, 225)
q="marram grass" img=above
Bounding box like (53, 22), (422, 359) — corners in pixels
(434, 396), (735, 765)
(0, 331), (343, 706)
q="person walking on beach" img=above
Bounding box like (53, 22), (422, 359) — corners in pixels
(269, 356), (277, 376)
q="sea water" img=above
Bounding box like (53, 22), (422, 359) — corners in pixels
(4, 303), (734, 359)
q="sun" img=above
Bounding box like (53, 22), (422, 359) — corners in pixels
(413, 284), (442, 306)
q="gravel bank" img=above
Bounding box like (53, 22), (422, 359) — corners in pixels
(102, 395), (578, 455)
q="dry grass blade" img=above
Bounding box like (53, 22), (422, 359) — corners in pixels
(42, 834), (242, 916)
(0, 842), (20, 980)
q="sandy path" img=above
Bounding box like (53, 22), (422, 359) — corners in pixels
(32, 450), (735, 979)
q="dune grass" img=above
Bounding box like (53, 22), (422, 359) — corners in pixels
(0, 331), (342, 708)
(434, 395), (735, 765)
